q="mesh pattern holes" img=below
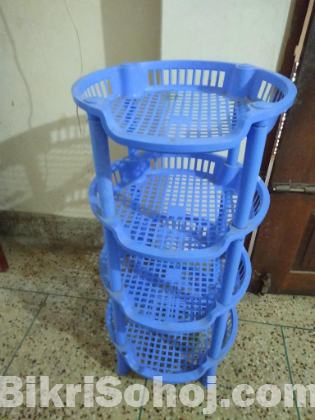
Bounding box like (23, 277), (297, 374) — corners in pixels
(115, 172), (237, 251)
(100, 248), (247, 323)
(107, 299), (234, 375)
(110, 90), (248, 139)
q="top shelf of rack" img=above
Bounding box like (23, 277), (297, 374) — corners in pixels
(72, 60), (296, 153)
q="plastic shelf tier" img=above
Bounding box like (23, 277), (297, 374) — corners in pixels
(99, 243), (250, 333)
(89, 152), (269, 260)
(106, 298), (238, 384)
(72, 60), (296, 153)
(71, 60), (296, 386)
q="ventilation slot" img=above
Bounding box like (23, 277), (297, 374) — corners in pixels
(257, 81), (267, 99)
(156, 70), (161, 85)
(148, 71), (154, 86)
(210, 71), (218, 87)
(163, 69), (170, 85)
(114, 170), (121, 184)
(218, 71), (225, 88)
(94, 83), (102, 97)
(100, 80), (108, 97)
(203, 160), (209, 173)
(106, 79), (113, 95)
(187, 69), (194, 85)
(194, 69), (202, 85)
(171, 69), (178, 85)
(202, 70), (210, 86)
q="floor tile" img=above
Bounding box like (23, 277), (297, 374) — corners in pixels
(0, 289), (45, 375)
(0, 238), (108, 300)
(140, 322), (298, 419)
(1, 295), (144, 419)
(283, 327), (315, 420)
(237, 292), (315, 329)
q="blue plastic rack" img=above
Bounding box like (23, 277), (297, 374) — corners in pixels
(72, 60), (296, 387)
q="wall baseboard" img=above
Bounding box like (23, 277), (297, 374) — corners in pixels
(0, 211), (103, 249)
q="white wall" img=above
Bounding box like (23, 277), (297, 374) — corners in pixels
(0, 0), (292, 217)
(0, 0), (106, 218)
(161, 0), (292, 163)
(161, 0), (292, 70)
(0, 0), (160, 217)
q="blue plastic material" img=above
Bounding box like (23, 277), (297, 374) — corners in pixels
(89, 152), (269, 261)
(99, 244), (250, 333)
(106, 298), (238, 384)
(71, 60), (296, 387)
(72, 61), (296, 153)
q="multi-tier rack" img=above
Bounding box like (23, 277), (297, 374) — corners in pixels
(72, 61), (296, 386)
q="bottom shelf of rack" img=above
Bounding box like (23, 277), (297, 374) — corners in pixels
(106, 298), (238, 384)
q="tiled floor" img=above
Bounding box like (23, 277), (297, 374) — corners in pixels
(0, 237), (314, 419)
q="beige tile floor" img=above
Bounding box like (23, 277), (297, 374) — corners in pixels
(0, 237), (314, 419)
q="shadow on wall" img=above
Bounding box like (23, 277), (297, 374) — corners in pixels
(0, 1), (162, 218)
(101, 0), (162, 67)
(0, 7), (96, 218)
(0, 6), (34, 129)
(0, 116), (125, 218)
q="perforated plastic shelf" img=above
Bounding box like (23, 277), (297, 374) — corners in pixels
(89, 152), (269, 260)
(72, 60), (296, 153)
(106, 298), (238, 383)
(100, 245), (250, 332)
(109, 90), (247, 140)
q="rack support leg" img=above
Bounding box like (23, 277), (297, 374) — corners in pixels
(233, 122), (269, 229)
(227, 144), (240, 166)
(88, 115), (129, 375)
(205, 121), (269, 386)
